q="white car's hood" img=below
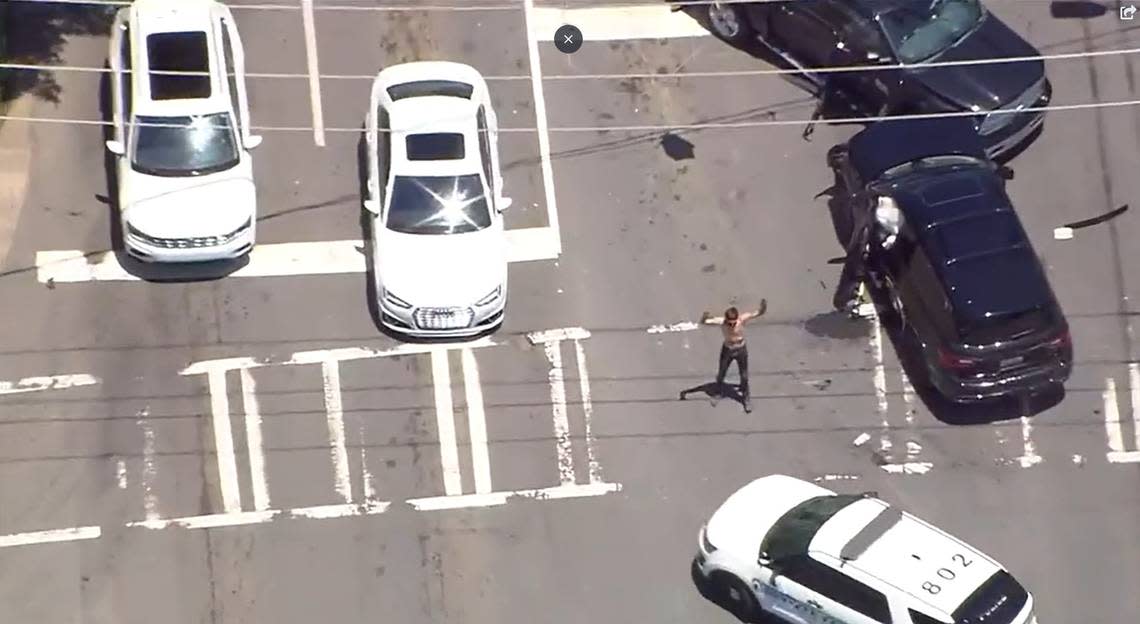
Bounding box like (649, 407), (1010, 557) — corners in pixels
(706, 475), (833, 559)
(123, 169), (256, 238)
(376, 226), (505, 307)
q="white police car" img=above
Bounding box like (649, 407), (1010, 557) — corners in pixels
(695, 475), (1038, 624)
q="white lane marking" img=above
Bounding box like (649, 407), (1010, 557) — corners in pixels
(116, 459), (128, 489)
(138, 409), (159, 521)
(461, 348), (492, 495)
(359, 423), (377, 503)
(300, 0), (326, 146)
(529, 5), (710, 41)
(523, 0), (562, 253)
(852, 432), (871, 447)
(1106, 375), (1140, 462)
(239, 369), (271, 511)
(206, 369), (243, 514)
(431, 350), (463, 496)
(901, 372), (919, 463)
(1017, 415), (1042, 468)
(1130, 363), (1140, 451)
(869, 313), (892, 459)
(0, 526), (102, 549)
(408, 482), (621, 511)
(573, 339), (602, 484)
(130, 510), (280, 530)
(35, 228), (558, 283)
(881, 462), (933, 475)
(527, 326), (591, 344)
(0, 373), (98, 395)
(813, 474), (860, 483)
(647, 321), (700, 334)
(321, 359), (353, 504)
(542, 340), (576, 486)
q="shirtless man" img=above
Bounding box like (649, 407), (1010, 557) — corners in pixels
(689, 299), (767, 413)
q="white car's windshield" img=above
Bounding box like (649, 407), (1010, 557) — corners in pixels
(132, 113), (240, 177)
(880, 0), (984, 64)
(386, 174), (491, 235)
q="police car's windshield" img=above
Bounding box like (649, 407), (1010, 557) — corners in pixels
(131, 113), (240, 177)
(386, 174), (491, 235)
(880, 0), (985, 64)
(880, 154), (987, 180)
(760, 494), (861, 561)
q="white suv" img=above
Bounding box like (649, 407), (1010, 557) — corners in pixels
(106, 0), (261, 263)
(695, 475), (1038, 624)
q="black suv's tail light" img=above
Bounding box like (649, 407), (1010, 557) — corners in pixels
(939, 348), (982, 370)
(1047, 329), (1071, 349)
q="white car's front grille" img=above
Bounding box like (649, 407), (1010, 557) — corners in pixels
(130, 224), (249, 249)
(414, 307), (475, 330)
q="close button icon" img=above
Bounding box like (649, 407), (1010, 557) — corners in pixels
(554, 24), (583, 54)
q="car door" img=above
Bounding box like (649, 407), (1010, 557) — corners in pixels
(108, 8), (131, 167)
(766, 555), (840, 624)
(767, 1), (843, 75)
(830, 5), (903, 115)
(218, 7), (257, 149)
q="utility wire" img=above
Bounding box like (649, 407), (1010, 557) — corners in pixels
(3, 45), (1137, 81)
(4, 97), (1140, 132)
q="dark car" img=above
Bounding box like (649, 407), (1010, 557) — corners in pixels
(828, 117), (1072, 402)
(698, 0), (1050, 159)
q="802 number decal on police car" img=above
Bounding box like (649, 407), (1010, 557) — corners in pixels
(922, 553), (973, 595)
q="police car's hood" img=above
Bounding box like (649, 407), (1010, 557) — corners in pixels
(706, 475), (833, 558)
(910, 14), (1044, 112)
(374, 227), (505, 307)
(122, 170), (256, 238)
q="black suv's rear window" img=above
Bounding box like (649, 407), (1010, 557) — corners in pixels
(952, 570), (1028, 624)
(936, 212), (1023, 260)
(959, 306), (1054, 345)
(147, 32), (212, 100)
(387, 80), (473, 101)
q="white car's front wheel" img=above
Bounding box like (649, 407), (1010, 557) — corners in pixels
(714, 573), (759, 619)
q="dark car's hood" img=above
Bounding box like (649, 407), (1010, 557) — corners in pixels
(908, 14), (1044, 111)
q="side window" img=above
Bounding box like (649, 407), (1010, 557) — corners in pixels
(220, 18), (242, 131)
(907, 245), (956, 338)
(781, 557), (892, 623)
(119, 21), (133, 129)
(908, 610), (944, 624)
(827, 3), (888, 57)
(376, 107), (390, 188)
(476, 106), (494, 195)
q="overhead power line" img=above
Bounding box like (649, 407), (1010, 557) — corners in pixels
(4, 98), (1140, 133)
(3, 45), (1138, 82)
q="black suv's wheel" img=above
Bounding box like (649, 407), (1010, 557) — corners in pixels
(714, 573), (759, 619)
(707, 3), (754, 43)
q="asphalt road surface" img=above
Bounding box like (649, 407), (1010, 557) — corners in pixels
(2, 1), (1140, 623)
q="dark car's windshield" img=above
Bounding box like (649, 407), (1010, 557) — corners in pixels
(880, 0), (985, 64)
(386, 174), (491, 235)
(759, 495), (861, 561)
(132, 113), (240, 177)
(880, 154), (988, 180)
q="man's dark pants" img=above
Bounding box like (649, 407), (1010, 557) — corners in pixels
(716, 344), (749, 398)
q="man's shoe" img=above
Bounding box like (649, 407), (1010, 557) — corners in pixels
(744, 398), (753, 413)
(679, 391), (686, 401)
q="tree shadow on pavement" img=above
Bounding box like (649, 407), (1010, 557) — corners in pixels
(2, 2), (116, 103)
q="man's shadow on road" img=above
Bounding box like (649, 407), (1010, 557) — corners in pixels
(679, 381), (748, 409)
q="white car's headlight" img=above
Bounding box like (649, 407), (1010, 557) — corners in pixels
(383, 289), (413, 309)
(475, 285), (502, 306)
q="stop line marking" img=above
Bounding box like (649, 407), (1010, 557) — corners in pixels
(530, 4), (709, 41)
(0, 373), (98, 395)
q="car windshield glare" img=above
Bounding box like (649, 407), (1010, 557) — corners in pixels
(386, 174), (491, 235)
(131, 113), (239, 177)
(880, 154), (986, 179)
(759, 494), (862, 562)
(880, 0), (984, 64)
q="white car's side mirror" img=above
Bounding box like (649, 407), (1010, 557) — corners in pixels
(497, 196), (513, 211)
(105, 140), (125, 155)
(363, 198), (381, 214)
(245, 135), (263, 149)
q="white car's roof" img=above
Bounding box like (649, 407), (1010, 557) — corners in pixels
(127, 0), (231, 117)
(388, 97), (484, 177)
(706, 475), (833, 559)
(811, 499), (1004, 620)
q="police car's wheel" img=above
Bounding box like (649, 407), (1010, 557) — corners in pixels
(707, 4), (754, 43)
(715, 574), (758, 618)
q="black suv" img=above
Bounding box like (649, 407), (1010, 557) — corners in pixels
(698, 0), (1050, 159)
(828, 117), (1072, 402)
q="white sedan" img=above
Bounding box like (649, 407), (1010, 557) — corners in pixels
(365, 61), (512, 337)
(696, 475), (1038, 624)
(106, 0), (261, 263)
